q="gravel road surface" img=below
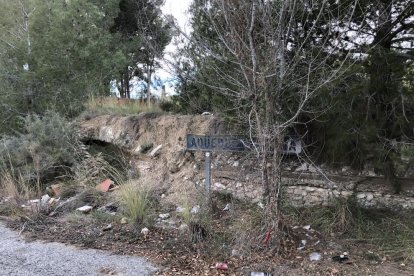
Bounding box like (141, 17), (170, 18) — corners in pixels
(0, 223), (157, 276)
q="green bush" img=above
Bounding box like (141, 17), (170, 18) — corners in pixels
(0, 111), (83, 185)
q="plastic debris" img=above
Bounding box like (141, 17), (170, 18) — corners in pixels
(214, 262), (228, 270)
(223, 203), (231, 211)
(303, 225), (311, 231)
(251, 272), (272, 276)
(332, 252), (349, 263)
(176, 206), (185, 213)
(191, 205), (200, 214)
(158, 213), (170, 219)
(309, 252), (322, 261)
(141, 227), (149, 236)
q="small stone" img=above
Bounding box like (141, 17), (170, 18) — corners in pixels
(102, 224), (112, 231)
(214, 182), (226, 189)
(76, 205), (93, 213)
(295, 163), (308, 172)
(232, 161), (240, 167)
(223, 203), (231, 211)
(120, 217), (128, 224)
(357, 193), (366, 199)
(366, 193), (374, 201)
(308, 165), (318, 173)
(178, 223), (189, 233)
(176, 206), (185, 213)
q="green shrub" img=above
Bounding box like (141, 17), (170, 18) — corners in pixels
(0, 111), (84, 191)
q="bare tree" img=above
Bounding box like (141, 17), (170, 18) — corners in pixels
(181, 0), (361, 250)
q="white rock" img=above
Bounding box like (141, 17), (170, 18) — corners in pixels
(149, 144), (162, 157)
(76, 205), (93, 213)
(158, 213), (170, 219)
(295, 163), (308, 172)
(232, 161), (240, 167)
(223, 203), (231, 211)
(214, 182), (226, 189)
(366, 193), (374, 201)
(201, 111), (212, 116)
(357, 193), (366, 199)
(308, 165), (318, 173)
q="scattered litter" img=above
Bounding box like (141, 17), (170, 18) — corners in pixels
(41, 194), (50, 205)
(251, 272), (272, 276)
(176, 206), (185, 213)
(201, 112), (212, 116)
(158, 213), (170, 219)
(223, 203), (231, 211)
(309, 252), (322, 261)
(141, 227), (149, 237)
(191, 205), (200, 214)
(303, 225), (311, 231)
(76, 205), (93, 213)
(332, 252), (349, 263)
(297, 239), (307, 250)
(96, 179), (118, 192)
(257, 202), (264, 209)
(102, 224), (112, 231)
(149, 145), (163, 157)
(313, 240), (320, 246)
(214, 262), (228, 270)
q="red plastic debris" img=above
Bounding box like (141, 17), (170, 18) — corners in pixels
(215, 262), (228, 270)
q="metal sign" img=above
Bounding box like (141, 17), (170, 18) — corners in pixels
(186, 134), (252, 152)
(186, 134), (303, 202)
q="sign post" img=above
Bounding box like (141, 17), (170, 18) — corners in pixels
(204, 152), (212, 196)
(186, 134), (302, 201)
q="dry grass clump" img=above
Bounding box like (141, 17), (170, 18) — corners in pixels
(84, 96), (162, 116)
(115, 181), (154, 226)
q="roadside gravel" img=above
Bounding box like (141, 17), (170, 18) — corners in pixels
(0, 223), (157, 276)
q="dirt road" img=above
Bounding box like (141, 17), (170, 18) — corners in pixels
(0, 223), (156, 276)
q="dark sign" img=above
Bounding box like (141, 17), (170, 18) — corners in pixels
(186, 134), (303, 154)
(186, 134), (252, 152)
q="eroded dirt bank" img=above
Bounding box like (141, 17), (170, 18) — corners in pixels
(78, 114), (414, 210)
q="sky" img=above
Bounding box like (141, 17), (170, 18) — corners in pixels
(157, 0), (192, 96)
(114, 0), (192, 98)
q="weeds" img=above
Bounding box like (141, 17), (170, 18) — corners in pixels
(283, 197), (414, 262)
(83, 96), (162, 117)
(116, 181), (153, 227)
